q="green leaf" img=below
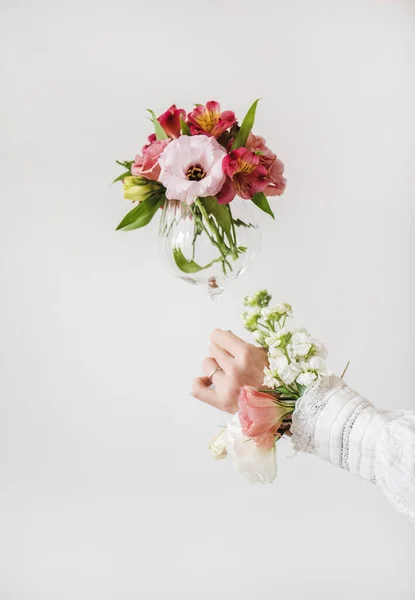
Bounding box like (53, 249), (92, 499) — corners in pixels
(116, 193), (164, 231)
(232, 99), (261, 149)
(201, 196), (232, 233)
(147, 109), (168, 140)
(111, 170), (130, 185)
(233, 218), (255, 229)
(180, 115), (191, 135)
(275, 385), (294, 396)
(116, 160), (133, 169)
(173, 248), (223, 273)
(252, 192), (275, 219)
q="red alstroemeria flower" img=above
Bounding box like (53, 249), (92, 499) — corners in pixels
(217, 148), (268, 204)
(158, 104), (186, 139)
(187, 101), (236, 137)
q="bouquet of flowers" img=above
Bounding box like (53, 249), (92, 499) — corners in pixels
(210, 290), (331, 483)
(114, 101), (286, 290)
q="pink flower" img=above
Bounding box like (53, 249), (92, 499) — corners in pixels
(217, 148), (268, 204)
(158, 135), (226, 205)
(238, 386), (290, 450)
(265, 158), (286, 196)
(131, 139), (170, 181)
(146, 133), (157, 147)
(246, 133), (286, 196)
(187, 101), (236, 137)
(158, 104), (186, 139)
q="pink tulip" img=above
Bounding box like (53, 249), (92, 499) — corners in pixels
(187, 101), (236, 137)
(158, 104), (186, 139)
(131, 139), (170, 181)
(238, 386), (290, 450)
(217, 148), (268, 204)
(246, 133), (287, 196)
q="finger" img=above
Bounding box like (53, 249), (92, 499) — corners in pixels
(201, 357), (224, 381)
(210, 329), (248, 358)
(191, 377), (221, 409)
(209, 343), (233, 371)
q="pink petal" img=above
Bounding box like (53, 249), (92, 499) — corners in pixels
(205, 100), (221, 114)
(217, 178), (236, 204)
(253, 431), (276, 450)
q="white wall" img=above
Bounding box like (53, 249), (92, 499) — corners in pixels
(1, 0), (414, 598)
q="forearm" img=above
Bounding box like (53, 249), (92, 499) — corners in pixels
(291, 376), (415, 523)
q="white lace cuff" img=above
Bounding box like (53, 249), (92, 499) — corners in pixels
(291, 376), (415, 523)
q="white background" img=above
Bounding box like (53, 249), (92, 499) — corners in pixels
(1, 0), (414, 598)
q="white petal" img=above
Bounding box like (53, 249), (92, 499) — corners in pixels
(225, 415), (277, 484)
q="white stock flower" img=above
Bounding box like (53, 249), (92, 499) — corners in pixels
(263, 368), (280, 389)
(253, 330), (266, 345)
(307, 355), (328, 372)
(269, 345), (285, 358)
(225, 415), (277, 484)
(290, 330), (313, 357)
(313, 340), (328, 359)
(296, 371), (318, 387)
(269, 355), (300, 386)
(264, 331), (284, 348)
(209, 428), (228, 460)
(262, 304), (292, 321)
(296, 356), (330, 388)
(158, 135), (226, 205)
(275, 303), (293, 317)
(242, 307), (261, 331)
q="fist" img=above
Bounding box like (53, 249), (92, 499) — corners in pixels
(191, 329), (268, 414)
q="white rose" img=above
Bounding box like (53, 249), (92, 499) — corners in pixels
(209, 428), (228, 460)
(225, 415), (277, 484)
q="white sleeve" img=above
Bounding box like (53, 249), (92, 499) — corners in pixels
(291, 376), (415, 524)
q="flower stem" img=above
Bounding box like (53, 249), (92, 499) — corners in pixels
(196, 199), (233, 272)
(190, 202), (232, 273)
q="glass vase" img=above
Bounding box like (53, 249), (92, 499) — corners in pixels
(159, 197), (261, 300)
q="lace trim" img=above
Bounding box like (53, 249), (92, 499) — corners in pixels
(375, 477), (415, 526)
(291, 375), (344, 454)
(340, 402), (371, 471)
(374, 414), (415, 526)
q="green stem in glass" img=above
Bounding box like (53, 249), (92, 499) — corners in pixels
(195, 199), (233, 272)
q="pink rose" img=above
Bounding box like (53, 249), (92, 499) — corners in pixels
(246, 133), (286, 197)
(238, 386), (290, 450)
(131, 139), (170, 181)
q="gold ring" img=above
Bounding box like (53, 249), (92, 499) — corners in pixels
(208, 367), (223, 380)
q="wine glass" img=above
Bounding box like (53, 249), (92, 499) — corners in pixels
(159, 197), (261, 301)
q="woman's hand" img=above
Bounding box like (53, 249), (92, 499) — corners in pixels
(191, 329), (268, 414)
